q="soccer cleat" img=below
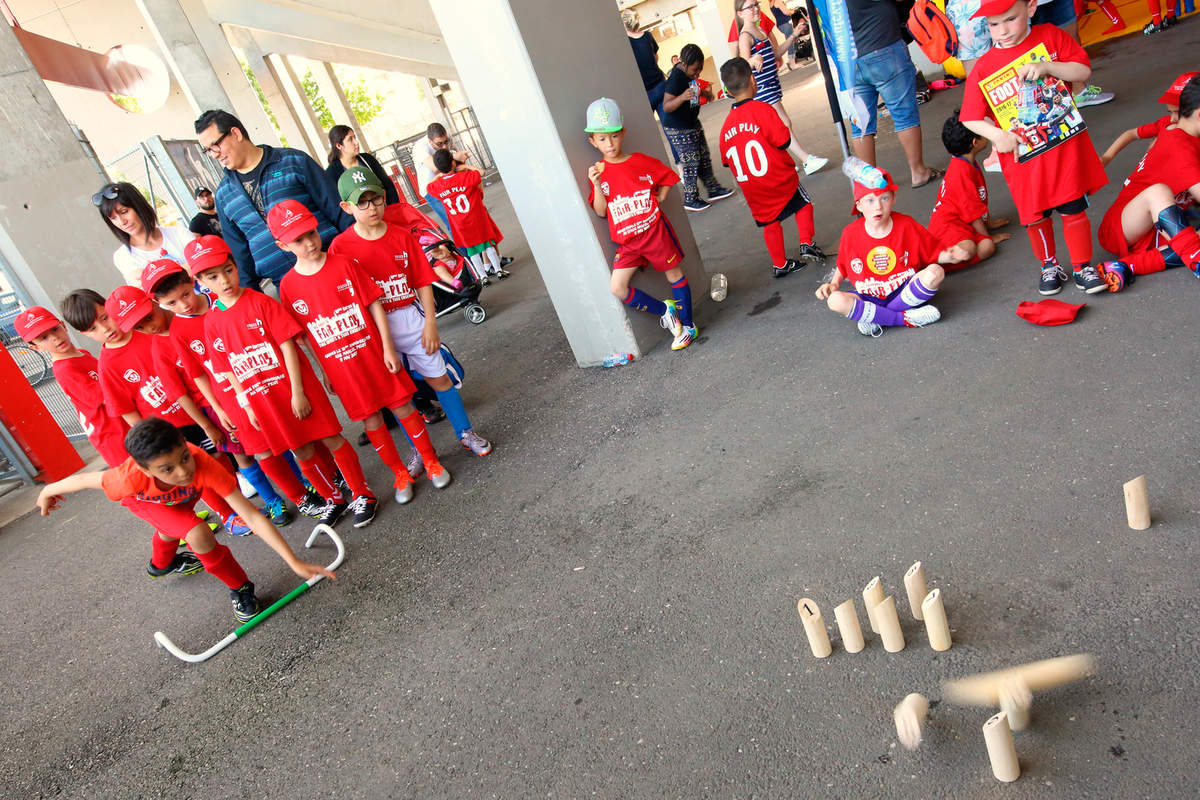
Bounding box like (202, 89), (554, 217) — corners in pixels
(147, 551), (204, 578)
(903, 305), (942, 328)
(230, 581), (260, 623)
(773, 258), (805, 279)
(802, 155), (829, 175)
(659, 299), (683, 337)
(797, 242), (827, 263)
(481, 276), (492, 286)
(1099, 260), (1135, 292)
(427, 462), (453, 489)
(222, 513), (253, 536)
(333, 473), (351, 502)
(394, 477), (414, 504)
(1038, 259), (1068, 295)
(706, 186), (736, 202)
(349, 494), (378, 528)
(1073, 264), (1108, 294)
(671, 324), (698, 351)
(405, 447), (425, 479)
(857, 320), (884, 338)
(297, 490), (327, 518)
(460, 429), (493, 456)
(421, 407), (446, 425)
(1164, 13), (1178, 26)
(318, 499), (349, 527)
(683, 199), (711, 212)
(264, 498), (294, 528)
(1072, 85), (1114, 108)
(497, 269), (511, 279)
(1143, 20), (1167, 34)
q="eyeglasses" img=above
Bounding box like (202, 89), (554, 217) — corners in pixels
(202, 131), (230, 156)
(354, 195), (386, 211)
(91, 185), (120, 207)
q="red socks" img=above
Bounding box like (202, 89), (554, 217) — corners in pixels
(399, 410), (440, 471)
(201, 487), (234, 520)
(366, 426), (410, 487)
(258, 453), (307, 504)
(196, 543), (249, 590)
(1127, 248), (1167, 275)
(1147, 0), (1162, 24)
(150, 532), (177, 570)
(795, 203), (816, 245)
(1060, 211), (1093, 268)
(1025, 217), (1056, 263)
(331, 441), (372, 499)
(298, 452), (343, 503)
(1168, 226), (1200, 268)
(762, 222), (786, 267)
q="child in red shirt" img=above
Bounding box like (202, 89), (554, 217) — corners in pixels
(273, 198), (450, 506)
(929, 110), (1012, 269)
(187, 236), (376, 529)
(959, 0), (1108, 296)
(1100, 72), (1196, 167)
(427, 149), (510, 282)
(815, 170), (956, 337)
(584, 97), (696, 351)
(36, 417), (335, 622)
(718, 57), (826, 279)
(1099, 76), (1200, 283)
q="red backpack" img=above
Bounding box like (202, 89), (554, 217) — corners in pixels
(907, 0), (959, 64)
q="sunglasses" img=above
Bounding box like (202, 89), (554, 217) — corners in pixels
(91, 185), (120, 207)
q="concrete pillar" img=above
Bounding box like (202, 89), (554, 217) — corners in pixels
(276, 55), (330, 161)
(134, 0), (279, 144)
(696, 0), (735, 77)
(225, 26), (312, 157)
(429, 0), (711, 366)
(0, 21), (124, 315)
(323, 62), (370, 152)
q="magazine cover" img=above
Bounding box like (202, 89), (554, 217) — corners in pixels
(979, 44), (1085, 163)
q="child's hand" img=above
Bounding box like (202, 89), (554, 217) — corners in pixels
(289, 559), (336, 581)
(215, 407), (236, 432)
(246, 406), (261, 431)
(942, 245), (971, 264)
(992, 130), (1020, 154)
(587, 162), (605, 184)
(36, 488), (63, 516)
(1016, 62), (1050, 82)
(814, 282), (837, 300)
(383, 350), (401, 374)
(292, 392), (312, 420)
(421, 321), (441, 356)
(749, 54), (764, 71)
(201, 421), (225, 448)
(987, 216), (1011, 229)
(992, 232), (1013, 244)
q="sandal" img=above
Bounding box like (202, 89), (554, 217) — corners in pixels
(912, 167), (943, 188)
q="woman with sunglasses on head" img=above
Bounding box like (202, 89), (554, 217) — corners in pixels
(324, 125), (400, 206)
(94, 182), (196, 287)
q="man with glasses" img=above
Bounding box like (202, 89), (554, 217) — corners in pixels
(414, 122), (468, 240)
(194, 109), (351, 289)
(188, 187), (222, 238)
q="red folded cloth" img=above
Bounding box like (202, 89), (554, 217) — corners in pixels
(1016, 299), (1085, 326)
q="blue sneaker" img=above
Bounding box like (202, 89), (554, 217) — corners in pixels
(264, 497), (293, 527)
(223, 513), (253, 536)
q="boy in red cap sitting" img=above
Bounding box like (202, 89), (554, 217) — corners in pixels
(1100, 72), (1197, 167)
(814, 170), (962, 336)
(958, 0), (1109, 297)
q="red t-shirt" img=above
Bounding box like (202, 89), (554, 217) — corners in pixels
(836, 213), (943, 299)
(279, 254), (416, 421)
(588, 152), (681, 244)
(1135, 115), (1173, 140)
(99, 332), (192, 428)
(426, 170), (504, 249)
(330, 224), (438, 312)
(53, 353), (129, 467)
(719, 98), (798, 222)
(101, 443), (236, 506)
(929, 156), (989, 234)
(1105, 127), (1200, 225)
(960, 24), (1107, 224)
(204, 289), (341, 455)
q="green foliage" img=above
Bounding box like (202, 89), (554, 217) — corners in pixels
(301, 68), (335, 129)
(341, 78), (386, 125)
(240, 60), (289, 148)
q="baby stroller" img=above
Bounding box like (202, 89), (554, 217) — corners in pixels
(419, 230), (488, 325)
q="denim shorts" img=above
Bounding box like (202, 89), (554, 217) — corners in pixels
(1032, 0), (1078, 27)
(851, 40), (921, 137)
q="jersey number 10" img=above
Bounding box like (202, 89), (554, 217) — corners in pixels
(724, 141), (769, 183)
(445, 194), (472, 215)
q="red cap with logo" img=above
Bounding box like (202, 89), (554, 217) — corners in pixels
(266, 199), (319, 243)
(851, 168), (899, 214)
(972, 0), (1023, 18)
(141, 258), (186, 294)
(184, 235), (233, 276)
(1159, 72), (1198, 107)
(105, 285), (153, 332)
(13, 306), (61, 342)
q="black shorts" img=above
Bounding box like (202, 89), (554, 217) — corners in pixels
(756, 186), (812, 227)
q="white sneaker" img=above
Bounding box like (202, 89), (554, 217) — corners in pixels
(659, 299), (682, 337)
(857, 321), (884, 338)
(803, 155), (829, 175)
(903, 305), (942, 328)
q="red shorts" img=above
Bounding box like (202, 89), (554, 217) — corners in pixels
(932, 219), (989, 271)
(121, 495), (206, 539)
(613, 218), (684, 272)
(1098, 200), (1159, 257)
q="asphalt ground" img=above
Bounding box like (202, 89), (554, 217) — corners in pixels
(1, 26), (1199, 800)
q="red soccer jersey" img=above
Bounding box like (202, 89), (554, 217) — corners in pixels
(929, 156), (989, 234)
(1135, 115), (1173, 140)
(1101, 127), (1200, 250)
(588, 152), (681, 244)
(53, 353), (129, 467)
(719, 98), (799, 223)
(99, 332), (192, 428)
(101, 443), (236, 506)
(279, 254), (416, 421)
(960, 24), (1107, 224)
(836, 212), (943, 299)
(204, 289), (341, 455)
(426, 169), (504, 249)
(330, 224), (438, 313)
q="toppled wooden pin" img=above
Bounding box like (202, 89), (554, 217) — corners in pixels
(893, 692), (929, 750)
(942, 654), (1096, 706)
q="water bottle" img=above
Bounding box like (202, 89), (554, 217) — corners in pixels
(602, 353), (634, 368)
(709, 272), (728, 302)
(689, 80), (700, 107)
(841, 156), (887, 189)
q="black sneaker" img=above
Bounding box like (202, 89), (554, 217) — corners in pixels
(797, 242), (827, 263)
(1038, 259), (1067, 295)
(350, 494), (378, 528)
(230, 582), (259, 623)
(147, 551), (204, 578)
(684, 199), (711, 212)
(500, 256), (513, 268)
(356, 430), (370, 447)
(297, 490), (327, 518)
(497, 269), (511, 279)
(334, 473), (351, 501)
(318, 499), (349, 527)
(773, 258), (805, 279)
(706, 186), (736, 202)
(1143, 20), (1167, 34)
(1073, 264), (1107, 294)
(421, 407), (445, 425)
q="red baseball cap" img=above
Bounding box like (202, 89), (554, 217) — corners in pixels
(1159, 72), (1198, 107)
(851, 169), (899, 214)
(13, 306), (61, 342)
(972, 0), (1023, 18)
(1016, 298), (1085, 326)
(141, 258), (186, 294)
(266, 199), (319, 243)
(105, 285), (153, 332)
(184, 235), (232, 276)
